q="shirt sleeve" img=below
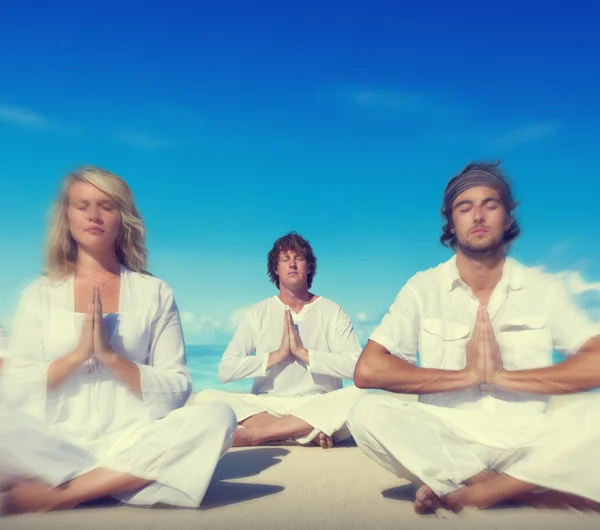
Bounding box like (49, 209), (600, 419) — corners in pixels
(307, 307), (362, 380)
(546, 279), (600, 356)
(218, 310), (268, 383)
(369, 283), (421, 364)
(3, 282), (51, 419)
(137, 283), (192, 420)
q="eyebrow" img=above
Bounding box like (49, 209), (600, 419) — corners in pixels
(453, 197), (502, 210)
(73, 199), (116, 205)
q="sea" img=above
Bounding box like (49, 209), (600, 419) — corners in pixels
(188, 344), (573, 393)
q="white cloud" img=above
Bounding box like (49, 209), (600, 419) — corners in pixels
(116, 130), (176, 150)
(229, 306), (250, 328)
(180, 311), (222, 334)
(337, 87), (462, 121)
(492, 122), (560, 149)
(555, 271), (600, 296)
(0, 103), (76, 132)
(356, 311), (368, 323)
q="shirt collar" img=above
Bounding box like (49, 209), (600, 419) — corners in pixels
(445, 255), (524, 292)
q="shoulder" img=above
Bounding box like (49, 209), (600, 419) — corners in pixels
(511, 259), (564, 294)
(124, 270), (176, 308)
(19, 275), (66, 302)
(314, 296), (345, 315)
(402, 260), (449, 295)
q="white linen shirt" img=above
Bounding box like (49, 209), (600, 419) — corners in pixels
(218, 296), (362, 397)
(370, 256), (599, 414)
(3, 267), (192, 455)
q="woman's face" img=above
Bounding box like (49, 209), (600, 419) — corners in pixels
(66, 180), (122, 253)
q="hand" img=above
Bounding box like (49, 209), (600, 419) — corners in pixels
(287, 310), (309, 362)
(465, 305), (486, 384)
(266, 310), (292, 368)
(481, 306), (504, 384)
(92, 286), (115, 364)
(71, 287), (95, 364)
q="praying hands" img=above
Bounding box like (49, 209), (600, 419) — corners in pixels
(465, 305), (504, 385)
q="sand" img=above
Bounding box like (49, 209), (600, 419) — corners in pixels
(2, 393), (598, 530)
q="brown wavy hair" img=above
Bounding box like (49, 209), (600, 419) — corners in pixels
(267, 232), (317, 289)
(440, 161), (520, 250)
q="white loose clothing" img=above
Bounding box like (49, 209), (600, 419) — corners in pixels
(2, 268), (237, 507)
(348, 256), (600, 499)
(196, 295), (364, 443)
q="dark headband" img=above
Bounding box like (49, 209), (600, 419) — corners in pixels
(443, 169), (513, 213)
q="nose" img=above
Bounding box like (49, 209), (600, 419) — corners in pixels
(88, 208), (102, 223)
(473, 206), (485, 223)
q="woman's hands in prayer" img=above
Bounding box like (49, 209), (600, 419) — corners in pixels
(71, 286), (115, 367)
(92, 286), (117, 365)
(71, 287), (96, 365)
(465, 305), (504, 385)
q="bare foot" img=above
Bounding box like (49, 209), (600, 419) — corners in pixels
(443, 483), (494, 513)
(517, 490), (600, 511)
(312, 432), (334, 449)
(5, 481), (61, 514)
(414, 485), (443, 514)
(232, 426), (262, 447)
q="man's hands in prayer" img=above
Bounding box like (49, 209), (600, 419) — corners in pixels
(287, 310), (309, 363)
(267, 310), (293, 368)
(465, 305), (504, 385)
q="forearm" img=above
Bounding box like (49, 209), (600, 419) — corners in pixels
(100, 354), (142, 397)
(47, 353), (85, 392)
(494, 349), (600, 395)
(307, 349), (359, 379)
(219, 354), (269, 382)
(354, 343), (476, 394)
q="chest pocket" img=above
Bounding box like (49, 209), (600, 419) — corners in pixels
(498, 317), (552, 369)
(418, 319), (470, 369)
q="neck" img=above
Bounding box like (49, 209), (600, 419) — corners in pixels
(455, 247), (505, 292)
(75, 247), (121, 277)
(277, 283), (313, 308)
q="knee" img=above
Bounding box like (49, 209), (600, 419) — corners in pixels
(347, 394), (387, 437)
(194, 401), (238, 434)
(193, 389), (228, 405)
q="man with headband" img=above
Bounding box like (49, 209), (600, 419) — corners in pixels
(347, 161), (600, 513)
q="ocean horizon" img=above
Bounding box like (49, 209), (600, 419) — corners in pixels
(186, 345), (572, 393)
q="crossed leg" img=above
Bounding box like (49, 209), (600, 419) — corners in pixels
(234, 412), (333, 448)
(5, 469), (152, 514)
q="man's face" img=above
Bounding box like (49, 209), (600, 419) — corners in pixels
(275, 250), (308, 289)
(451, 186), (510, 255)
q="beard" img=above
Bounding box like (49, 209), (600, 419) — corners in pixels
(456, 233), (504, 255)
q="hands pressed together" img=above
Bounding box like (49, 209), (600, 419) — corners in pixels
(465, 305), (505, 386)
(268, 310), (310, 368)
(72, 286), (116, 367)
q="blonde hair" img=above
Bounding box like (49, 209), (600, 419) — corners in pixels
(45, 166), (148, 278)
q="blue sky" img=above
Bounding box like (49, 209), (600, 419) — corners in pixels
(1, 0), (599, 344)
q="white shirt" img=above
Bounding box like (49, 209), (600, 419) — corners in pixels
(3, 267), (191, 455)
(370, 256), (599, 414)
(219, 296), (361, 397)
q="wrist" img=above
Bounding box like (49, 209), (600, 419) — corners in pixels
(69, 350), (90, 366)
(491, 367), (507, 386)
(463, 367), (480, 386)
(96, 349), (118, 366)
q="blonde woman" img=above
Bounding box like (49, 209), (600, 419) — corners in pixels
(2, 167), (236, 513)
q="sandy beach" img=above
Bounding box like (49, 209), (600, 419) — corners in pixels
(2, 393), (599, 530)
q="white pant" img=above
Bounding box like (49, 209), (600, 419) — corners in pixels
(194, 386), (365, 444)
(0, 402), (237, 507)
(347, 393), (600, 500)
